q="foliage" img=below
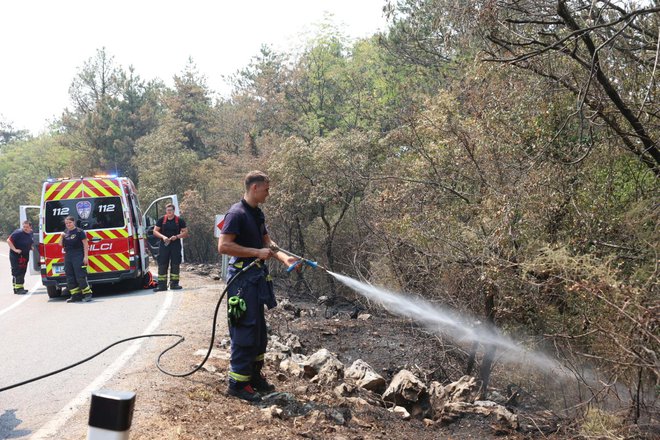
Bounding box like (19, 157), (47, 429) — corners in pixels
(0, 136), (70, 234)
(0, 118), (30, 146)
(60, 48), (163, 181)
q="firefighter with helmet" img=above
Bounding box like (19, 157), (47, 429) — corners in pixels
(153, 203), (189, 291)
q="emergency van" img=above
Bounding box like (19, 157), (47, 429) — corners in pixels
(20, 176), (181, 299)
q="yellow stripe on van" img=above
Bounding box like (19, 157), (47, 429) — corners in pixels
(88, 256), (111, 273)
(86, 231), (102, 240)
(47, 258), (62, 276)
(104, 179), (121, 195)
(52, 181), (76, 201)
(114, 252), (130, 265)
(69, 183), (84, 199)
(99, 255), (124, 271)
(88, 179), (112, 197)
(44, 233), (59, 244)
(45, 182), (62, 200)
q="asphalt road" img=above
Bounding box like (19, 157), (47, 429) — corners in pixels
(0, 240), (177, 439)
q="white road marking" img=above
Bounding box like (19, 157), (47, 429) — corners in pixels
(30, 290), (175, 439)
(0, 282), (41, 318)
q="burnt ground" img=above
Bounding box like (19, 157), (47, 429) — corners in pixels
(56, 267), (577, 439)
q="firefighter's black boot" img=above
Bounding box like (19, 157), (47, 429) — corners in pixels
(169, 274), (182, 290)
(13, 281), (26, 294)
(67, 293), (83, 302)
(154, 275), (167, 292)
(67, 287), (82, 302)
(251, 357), (275, 394)
(227, 381), (261, 403)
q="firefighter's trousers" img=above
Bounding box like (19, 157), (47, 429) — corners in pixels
(65, 250), (91, 296)
(10, 251), (28, 291)
(157, 241), (182, 287)
(226, 266), (275, 384)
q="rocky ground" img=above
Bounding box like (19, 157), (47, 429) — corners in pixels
(61, 264), (574, 439)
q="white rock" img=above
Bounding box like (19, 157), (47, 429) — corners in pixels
(383, 369), (427, 406)
(279, 357), (304, 377)
(389, 405), (411, 420)
(302, 348), (343, 379)
(311, 360), (344, 385)
(345, 359), (386, 392)
(444, 375), (480, 403)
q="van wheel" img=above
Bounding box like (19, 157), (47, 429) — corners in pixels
(47, 285), (62, 298)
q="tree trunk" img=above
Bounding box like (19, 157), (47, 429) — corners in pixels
(479, 284), (497, 399)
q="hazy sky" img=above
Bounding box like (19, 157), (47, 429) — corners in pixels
(0, 0), (388, 134)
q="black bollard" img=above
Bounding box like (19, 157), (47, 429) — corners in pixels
(87, 390), (135, 440)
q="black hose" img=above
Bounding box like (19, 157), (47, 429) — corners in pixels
(0, 260), (260, 393)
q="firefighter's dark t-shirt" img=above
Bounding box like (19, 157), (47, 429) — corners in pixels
(63, 227), (87, 251)
(156, 216), (186, 238)
(9, 229), (33, 254)
(221, 199), (268, 259)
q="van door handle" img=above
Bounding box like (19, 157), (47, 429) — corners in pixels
(91, 237), (102, 243)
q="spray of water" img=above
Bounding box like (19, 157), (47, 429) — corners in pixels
(328, 271), (569, 376)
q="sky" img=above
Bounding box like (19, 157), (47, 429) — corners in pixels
(0, 0), (388, 135)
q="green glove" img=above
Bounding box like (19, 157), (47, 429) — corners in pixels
(227, 295), (247, 326)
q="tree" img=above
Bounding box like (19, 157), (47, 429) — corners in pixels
(479, 0), (660, 176)
(134, 122), (198, 203)
(61, 48), (162, 180)
(164, 59), (216, 158)
(0, 136), (70, 234)
(0, 118), (30, 147)
(385, 0), (660, 176)
(268, 130), (384, 293)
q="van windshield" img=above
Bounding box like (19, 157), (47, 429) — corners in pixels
(45, 197), (124, 233)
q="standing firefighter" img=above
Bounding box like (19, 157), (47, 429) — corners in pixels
(153, 203), (188, 291)
(60, 216), (93, 303)
(7, 220), (33, 294)
(218, 170), (298, 402)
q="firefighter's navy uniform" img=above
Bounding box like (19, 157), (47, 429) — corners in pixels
(155, 215), (186, 290)
(221, 199), (276, 398)
(63, 227), (92, 302)
(8, 227), (33, 294)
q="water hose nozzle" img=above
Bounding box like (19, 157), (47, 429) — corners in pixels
(270, 245), (326, 272)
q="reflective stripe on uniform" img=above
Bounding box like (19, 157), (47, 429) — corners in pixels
(82, 286), (92, 295)
(69, 287), (81, 294)
(229, 371), (251, 382)
(255, 353), (265, 362)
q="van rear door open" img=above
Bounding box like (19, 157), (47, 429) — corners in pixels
(142, 195), (182, 263)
